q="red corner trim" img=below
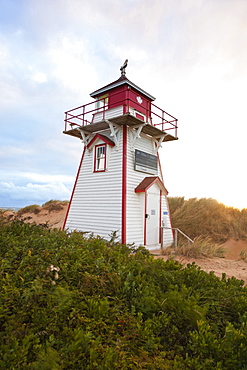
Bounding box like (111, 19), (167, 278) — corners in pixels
(144, 192), (147, 246)
(121, 125), (127, 244)
(62, 147), (86, 230)
(159, 190), (162, 243)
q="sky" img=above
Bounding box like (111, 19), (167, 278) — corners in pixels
(0, 0), (246, 210)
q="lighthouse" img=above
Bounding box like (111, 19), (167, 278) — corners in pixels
(63, 61), (178, 250)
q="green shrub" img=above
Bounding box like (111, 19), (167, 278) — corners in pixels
(0, 220), (247, 369)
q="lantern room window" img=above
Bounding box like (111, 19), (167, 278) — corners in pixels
(94, 144), (106, 172)
(96, 94), (108, 111)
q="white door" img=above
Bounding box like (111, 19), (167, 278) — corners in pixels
(146, 191), (160, 247)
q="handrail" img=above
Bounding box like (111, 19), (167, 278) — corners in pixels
(64, 88), (178, 138)
(161, 227), (193, 250)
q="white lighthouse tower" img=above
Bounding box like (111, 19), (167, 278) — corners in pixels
(63, 61), (178, 250)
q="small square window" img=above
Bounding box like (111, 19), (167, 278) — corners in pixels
(94, 144), (106, 172)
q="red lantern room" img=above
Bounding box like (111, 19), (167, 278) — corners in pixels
(90, 62), (154, 124)
(63, 60), (177, 144)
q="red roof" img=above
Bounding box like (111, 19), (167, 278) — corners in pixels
(87, 134), (115, 149)
(90, 75), (155, 101)
(135, 176), (168, 194)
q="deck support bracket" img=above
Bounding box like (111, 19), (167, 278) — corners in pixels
(77, 128), (93, 148)
(105, 120), (121, 148)
(129, 123), (147, 151)
(153, 134), (168, 153)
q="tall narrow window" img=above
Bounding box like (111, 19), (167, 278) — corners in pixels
(94, 144), (106, 172)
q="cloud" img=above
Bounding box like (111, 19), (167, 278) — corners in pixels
(47, 35), (98, 94)
(30, 70), (48, 84)
(0, 146), (33, 158)
(0, 168), (75, 186)
(0, 181), (71, 207)
(16, 172), (75, 185)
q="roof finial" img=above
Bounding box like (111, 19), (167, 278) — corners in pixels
(120, 59), (128, 76)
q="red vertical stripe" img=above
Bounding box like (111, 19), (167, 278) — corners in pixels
(144, 192), (147, 246)
(62, 147), (86, 230)
(159, 190), (162, 243)
(122, 125), (127, 244)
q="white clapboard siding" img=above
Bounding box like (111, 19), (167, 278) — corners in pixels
(65, 134), (123, 240)
(93, 106), (124, 123)
(157, 144), (174, 247)
(126, 130), (174, 248)
(161, 194), (174, 248)
(126, 131), (155, 245)
(158, 152), (174, 247)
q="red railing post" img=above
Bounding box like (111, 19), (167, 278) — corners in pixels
(162, 109), (164, 131)
(64, 112), (67, 131)
(83, 105), (85, 126)
(150, 103), (153, 125)
(103, 96), (106, 120)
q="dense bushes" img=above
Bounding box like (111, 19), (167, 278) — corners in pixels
(168, 197), (247, 243)
(1, 219), (247, 369)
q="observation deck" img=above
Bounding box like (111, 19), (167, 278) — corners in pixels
(63, 89), (178, 143)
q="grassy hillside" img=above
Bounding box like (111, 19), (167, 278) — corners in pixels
(16, 200), (69, 216)
(1, 217), (247, 369)
(168, 197), (247, 243)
